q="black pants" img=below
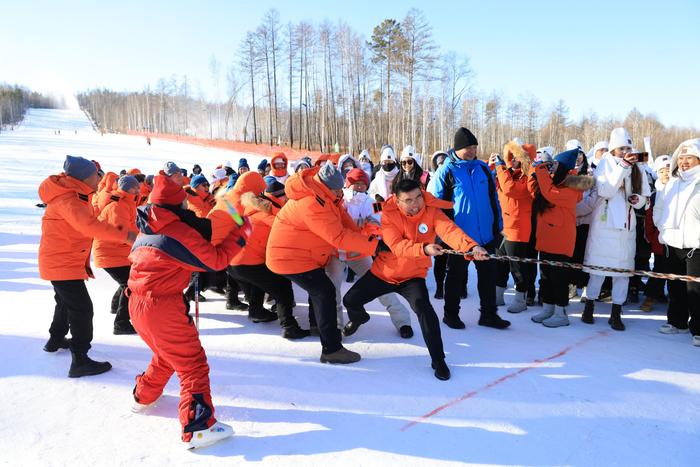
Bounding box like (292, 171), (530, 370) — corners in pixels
(571, 224), (590, 288)
(49, 280), (94, 353)
(539, 252), (572, 307)
(344, 272), (445, 362)
(666, 246), (700, 335)
(433, 254), (447, 290)
(105, 266), (131, 326)
(645, 252), (668, 300)
(284, 268), (341, 353)
(228, 264), (296, 326)
(496, 239), (535, 292)
(444, 241), (497, 317)
(631, 216), (652, 291)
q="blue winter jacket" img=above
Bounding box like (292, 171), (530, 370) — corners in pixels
(429, 150), (503, 246)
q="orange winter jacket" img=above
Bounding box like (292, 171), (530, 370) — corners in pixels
(266, 167), (378, 275)
(185, 186), (216, 218)
(495, 141), (535, 243)
(528, 165), (592, 256)
(371, 192), (479, 284)
(93, 172), (119, 212)
(38, 174), (130, 281)
(208, 171), (266, 247)
(138, 182), (151, 206)
(92, 189), (138, 269)
(230, 192), (279, 266)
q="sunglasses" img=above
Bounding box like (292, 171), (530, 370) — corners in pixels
(400, 159), (415, 166)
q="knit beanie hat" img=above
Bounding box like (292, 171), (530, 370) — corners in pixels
(608, 128), (633, 152)
(653, 155), (671, 173)
(359, 149), (371, 162)
(190, 174), (208, 188)
(257, 159), (268, 171)
(150, 175), (187, 205)
(380, 145), (396, 163)
(400, 145), (417, 161)
(118, 175), (140, 193)
(238, 158), (249, 170)
(554, 149), (579, 171)
(263, 175), (277, 185)
(162, 161), (180, 177)
(265, 179), (286, 197)
(318, 161), (344, 190)
(536, 146), (555, 162)
(345, 168), (369, 188)
(63, 155), (97, 181)
(565, 139), (584, 152)
(453, 127), (478, 151)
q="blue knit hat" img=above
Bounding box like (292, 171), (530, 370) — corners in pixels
(554, 149), (579, 171)
(264, 175), (277, 185)
(265, 179), (286, 197)
(190, 174), (208, 188)
(63, 155), (97, 180)
(118, 175), (140, 192)
(238, 158), (249, 169)
(163, 161), (180, 176)
(318, 161), (344, 190)
(257, 159), (269, 171)
(226, 173), (239, 191)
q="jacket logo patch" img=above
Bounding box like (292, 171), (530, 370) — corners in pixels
(418, 223), (428, 234)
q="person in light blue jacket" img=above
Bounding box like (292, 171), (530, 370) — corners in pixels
(430, 127), (510, 330)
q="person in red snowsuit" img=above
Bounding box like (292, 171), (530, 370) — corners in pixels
(127, 174), (249, 445)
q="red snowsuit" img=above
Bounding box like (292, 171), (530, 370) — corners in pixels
(127, 203), (246, 441)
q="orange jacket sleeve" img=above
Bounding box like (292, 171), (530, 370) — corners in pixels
(496, 166), (533, 200)
(534, 166), (582, 207)
(434, 209), (479, 252)
(301, 199), (377, 256)
(61, 196), (128, 243)
(380, 211), (426, 258)
(207, 206), (237, 246)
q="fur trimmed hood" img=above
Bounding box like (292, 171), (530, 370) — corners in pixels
(240, 191), (272, 215)
(563, 174), (595, 191)
(503, 140), (534, 174)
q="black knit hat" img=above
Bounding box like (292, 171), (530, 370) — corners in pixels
(453, 127), (478, 151)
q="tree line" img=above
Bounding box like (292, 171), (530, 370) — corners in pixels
(77, 9), (696, 161)
(0, 84), (57, 132)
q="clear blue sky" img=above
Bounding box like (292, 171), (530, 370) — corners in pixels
(1, 0), (698, 127)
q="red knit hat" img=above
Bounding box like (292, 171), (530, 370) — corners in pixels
(345, 167), (369, 188)
(150, 174), (187, 205)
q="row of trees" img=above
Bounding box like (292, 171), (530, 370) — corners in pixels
(0, 85), (56, 131)
(77, 9), (696, 160)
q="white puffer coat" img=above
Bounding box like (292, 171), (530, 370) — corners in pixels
(583, 152), (650, 276)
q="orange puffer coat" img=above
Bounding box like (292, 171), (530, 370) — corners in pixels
(38, 174), (129, 280)
(266, 167), (378, 275)
(92, 189), (138, 269)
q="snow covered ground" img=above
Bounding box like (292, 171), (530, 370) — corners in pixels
(1, 109), (698, 466)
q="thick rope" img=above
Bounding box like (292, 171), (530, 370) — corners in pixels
(447, 250), (700, 284)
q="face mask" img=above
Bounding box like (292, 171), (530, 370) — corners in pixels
(382, 162), (396, 172)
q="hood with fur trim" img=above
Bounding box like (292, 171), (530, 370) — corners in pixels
(562, 174), (595, 191)
(503, 140), (533, 174)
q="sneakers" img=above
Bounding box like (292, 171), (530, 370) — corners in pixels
(342, 312), (370, 337)
(658, 323), (690, 334)
(399, 325), (414, 338)
(68, 351), (112, 378)
(640, 296), (654, 312)
(478, 311), (511, 329)
(431, 359), (451, 381)
(507, 291), (527, 314)
(581, 300), (595, 324)
(113, 321), (137, 335)
(542, 306), (570, 328)
(495, 286), (506, 306)
(320, 346), (361, 364)
(442, 316), (466, 329)
(608, 304), (625, 331)
(43, 336), (71, 352)
(187, 421), (234, 450)
(531, 303), (555, 323)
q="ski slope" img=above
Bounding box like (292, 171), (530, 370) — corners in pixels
(0, 109), (698, 466)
